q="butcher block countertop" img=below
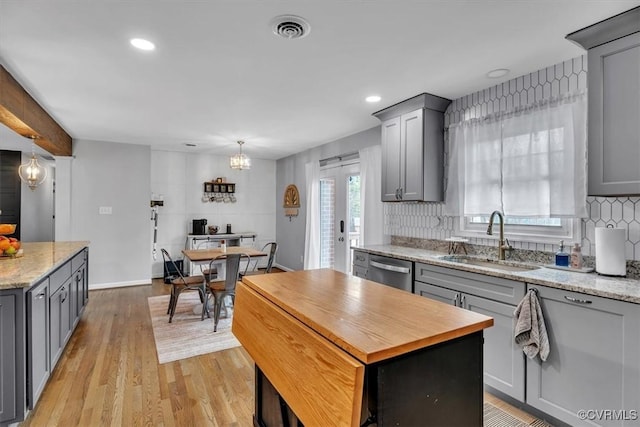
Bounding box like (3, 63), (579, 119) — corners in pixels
(239, 268), (493, 364)
(0, 241), (89, 290)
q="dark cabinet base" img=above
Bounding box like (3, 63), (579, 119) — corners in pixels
(254, 332), (484, 427)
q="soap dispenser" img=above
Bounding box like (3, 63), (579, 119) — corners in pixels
(571, 243), (583, 269)
(555, 240), (569, 267)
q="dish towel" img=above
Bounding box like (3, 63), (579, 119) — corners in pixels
(514, 289), (550, 362)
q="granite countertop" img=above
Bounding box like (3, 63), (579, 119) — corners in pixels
(0, 241), (89, 290)
(355, 244), (640, 304)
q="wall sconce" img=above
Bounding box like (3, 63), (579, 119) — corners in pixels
(18, 136), (47, 191)
(229, 140), (251, 170)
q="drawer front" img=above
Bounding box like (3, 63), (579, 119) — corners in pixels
(353, 250), (369, 268)
(415, 262), (525, 305)
(49, 262), (72, 294)
(71, 249), (86, 273)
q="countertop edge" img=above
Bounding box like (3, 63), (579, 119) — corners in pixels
(0, 241), (89, 290)
(354, 245), (640, 305)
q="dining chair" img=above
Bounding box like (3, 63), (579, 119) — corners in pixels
(206, 252), (250, 332)
(161, 248), (208, 323)
(195, 239), (219, 279)
(242, 242), (278, 277)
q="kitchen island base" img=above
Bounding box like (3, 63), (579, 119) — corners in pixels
(254, 332), (484, 426)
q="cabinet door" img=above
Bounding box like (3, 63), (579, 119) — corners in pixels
(414, 281), (459, 306)
(588, 33), (640, 195)
(352, 265), (367, 279)
(0, 293), (17, 423)
(463, 294), (525, 402)
(50, 280), (72, 369)
(381, 117), (402, 201)
(27, 279), (49, 409)
(526, 285), (640, 426)
(400, 109), (424, 201)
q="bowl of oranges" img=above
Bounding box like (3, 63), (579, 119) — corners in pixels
(0, 224), (21, 258)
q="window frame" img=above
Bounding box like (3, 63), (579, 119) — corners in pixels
(457, 215), (581, 245)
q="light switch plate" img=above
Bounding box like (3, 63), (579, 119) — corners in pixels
(99, 206), (112, 215)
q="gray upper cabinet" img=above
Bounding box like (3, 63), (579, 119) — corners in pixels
(566, 7), (640, 196)
(526, 284), (640, 426)
(373, 93), (451, 202)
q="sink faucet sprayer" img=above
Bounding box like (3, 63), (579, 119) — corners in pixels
(487, 210), (512, 260)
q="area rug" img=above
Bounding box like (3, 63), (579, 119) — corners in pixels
(147, 293), (240, 364)
(484, 402), (553, 427)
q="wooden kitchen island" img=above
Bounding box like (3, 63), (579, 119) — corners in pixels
(233, 269), (494, 427)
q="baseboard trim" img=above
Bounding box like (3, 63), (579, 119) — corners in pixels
(273, 263), (294, 272)
(90, 279), (151, 290)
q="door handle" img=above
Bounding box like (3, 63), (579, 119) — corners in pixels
(340, 220), (344, 233)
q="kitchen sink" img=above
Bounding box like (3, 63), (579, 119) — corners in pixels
(437, 255), (541, 272)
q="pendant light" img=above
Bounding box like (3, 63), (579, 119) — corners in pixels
(18, 136), (47, 191)
(229, 140), (251, 170)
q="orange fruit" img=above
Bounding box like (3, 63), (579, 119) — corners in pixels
(10, 241), (20, 250)
(0, 240), (10, 251)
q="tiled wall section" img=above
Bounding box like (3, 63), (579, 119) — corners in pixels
(384, 55), (640, 262)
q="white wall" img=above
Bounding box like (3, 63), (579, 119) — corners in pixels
(150, 150), (276, 278)
(71, 140), (151, 288)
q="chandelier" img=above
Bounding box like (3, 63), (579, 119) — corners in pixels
(229, 140), (251, 170)
(18, 136), (47, 191)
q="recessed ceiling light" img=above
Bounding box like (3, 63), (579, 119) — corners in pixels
(365, 95), (381, 103)
(486, 68), (510, 79)
(130, 38), (155, 51)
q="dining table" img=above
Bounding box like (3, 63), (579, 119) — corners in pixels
(182, 246), (268, 315)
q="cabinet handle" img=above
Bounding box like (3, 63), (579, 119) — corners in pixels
(461, 294), (466, 307)
(453, 293), (460, 306)
(36, 292), (46, 300)
(398, 187), (403, 200)
(564, 295), (592, 304)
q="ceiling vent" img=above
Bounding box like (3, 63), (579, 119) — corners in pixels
(270, 15), (311, 39)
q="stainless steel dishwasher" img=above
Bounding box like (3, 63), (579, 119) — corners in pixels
(367, 254), (413, 292)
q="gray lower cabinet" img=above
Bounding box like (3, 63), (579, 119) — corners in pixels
(413, 266), (526, 402)
(0, 247), (88, 424)
(526, 284), (640, 427)
(0, 292), (18, 424)
(27, 278), (49, 409)
(352, 250), (368, 278)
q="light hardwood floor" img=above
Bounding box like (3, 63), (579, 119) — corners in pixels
(22, 279), (255, 426)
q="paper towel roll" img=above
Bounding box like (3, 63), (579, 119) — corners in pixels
(595, 227), (626, 276)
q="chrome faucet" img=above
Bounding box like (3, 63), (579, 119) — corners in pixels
(487, 210), (510, 260)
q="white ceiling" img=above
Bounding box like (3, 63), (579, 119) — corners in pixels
(0, 0), (638, 160)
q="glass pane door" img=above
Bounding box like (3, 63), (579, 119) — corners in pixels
(319, 163), (360, 273)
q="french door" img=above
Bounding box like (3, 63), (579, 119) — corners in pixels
(319, 162), (360, 274)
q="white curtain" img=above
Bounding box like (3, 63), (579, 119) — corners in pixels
(446, 91), (588, 218)
(359, 145), (385, 245)
(303, 160), (321, 269)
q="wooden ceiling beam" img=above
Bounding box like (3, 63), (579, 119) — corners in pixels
(0, 65), (72, 156)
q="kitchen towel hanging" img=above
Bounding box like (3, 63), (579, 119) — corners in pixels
(514, 289), (550, 362)
(595, 226), (626, 276)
